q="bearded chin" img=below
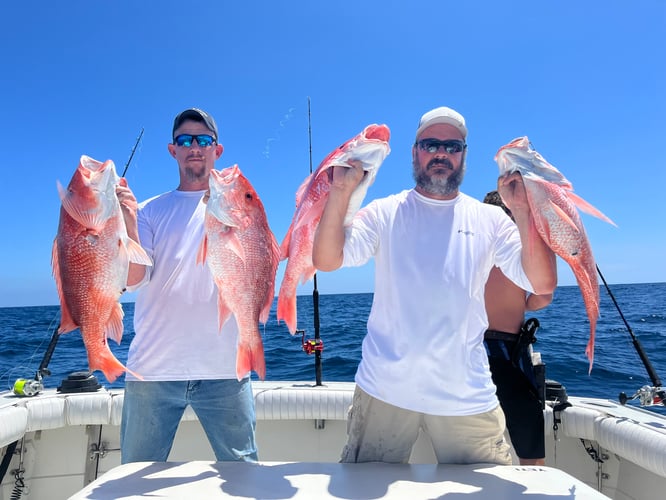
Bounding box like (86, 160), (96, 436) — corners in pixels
(412, 160), (466, 197)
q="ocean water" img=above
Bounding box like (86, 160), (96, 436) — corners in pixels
(1, 283), (665, 415)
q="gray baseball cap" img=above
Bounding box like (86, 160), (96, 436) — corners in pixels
(172, 108), (218, 140)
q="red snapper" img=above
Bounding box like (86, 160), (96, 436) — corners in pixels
(277, 124), (391, 334)
(197, 166), (280, 380)
(52, 156), (151, 383)
(495, 137), (616, 371)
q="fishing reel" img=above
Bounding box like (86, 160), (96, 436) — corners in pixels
(619, 385), (665, 407)
(13, 375), (44, 397)
(298, 329), (324, 355)
(12, 366), (50, 397)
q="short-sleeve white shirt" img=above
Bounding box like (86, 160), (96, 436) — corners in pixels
(126, 190), (239, 381)
(342, 189), (532, 415)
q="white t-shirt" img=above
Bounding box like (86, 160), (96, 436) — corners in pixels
(342, 189), (533, 415)
(125, 190), (239, 381)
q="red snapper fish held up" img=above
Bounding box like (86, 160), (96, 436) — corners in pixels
(277, 124), (391, 334)
(197, 165), (280, 380)
(494, 137), (616, 372)
(52, 155), (151, 383)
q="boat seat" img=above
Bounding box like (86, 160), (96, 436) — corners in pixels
(556, 401), (666, 478)
(0, 406), (28, 448)
(2, 383), (355, 446)
(595, 415), (666, 478)
(254, 383), (353, 420)
(558, 405), (599, 440)
(25, 396), (66, 431)
(107, 384), (354, 425)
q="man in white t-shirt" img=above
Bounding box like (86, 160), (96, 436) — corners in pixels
(116, 108), (257, 464)
(312, 106), (557, 464)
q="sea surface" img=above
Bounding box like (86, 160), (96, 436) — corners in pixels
(1, 283), (665, 415)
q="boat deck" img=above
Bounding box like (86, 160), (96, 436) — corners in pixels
(69, 461), (610, 499)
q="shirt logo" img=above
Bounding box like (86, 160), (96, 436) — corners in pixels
(458, 229), (475, 236)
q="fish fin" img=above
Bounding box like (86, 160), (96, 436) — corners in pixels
(585, 329), (596, 375)
(196, 234), (208, 265)
(51, 240), (78, 333)
(294, 172), (315, 207)
(259, 236), (281, 324)
(224, 231), (246, 262)
(277, 291), (298, 335)
(566, 191), (618, 227)
(292, 197), (327, 234)
(57, 181), (107, 230)
(217, 296), (233, 332)
(88, 347), (136, 384)
(299, 266), (317, 286)
(279, 225), (292, 261)
(236, 339), (266, 381)
(126, 238), (152, 266)
(57, 311), (78, 334)
(105, 303), (125, 344)
(548, 200), (583, 234)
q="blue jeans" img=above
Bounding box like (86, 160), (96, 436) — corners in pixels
(120, 379), (257, 463)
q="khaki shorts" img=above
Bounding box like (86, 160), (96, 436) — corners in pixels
(341, 386), (512, 465)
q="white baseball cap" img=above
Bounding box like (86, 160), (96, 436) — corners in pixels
(415, 106), (467, 141)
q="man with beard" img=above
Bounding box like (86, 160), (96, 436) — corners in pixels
(313, 106), (557, 465)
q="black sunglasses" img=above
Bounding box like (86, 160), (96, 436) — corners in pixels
(416, 139), (466, 154)
(174, 134), (216, 147)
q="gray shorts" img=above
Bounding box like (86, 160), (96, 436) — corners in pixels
(341, 386), (512, 465)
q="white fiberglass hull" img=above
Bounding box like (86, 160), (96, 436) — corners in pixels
(2, 381), (666, 499)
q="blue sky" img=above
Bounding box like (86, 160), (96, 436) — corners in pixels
(1, 1), (664, 308)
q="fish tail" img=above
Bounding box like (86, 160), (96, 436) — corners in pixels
(89, 349), (136, 384)
(276, 291), (297, 335)
(236, 341), (266, 381)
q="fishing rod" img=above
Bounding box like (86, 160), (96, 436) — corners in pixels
(121, 127), (144, 178)
(299, 97), (324, 386)
(12, 129), (145, 397)
(597, 265), (665, 406)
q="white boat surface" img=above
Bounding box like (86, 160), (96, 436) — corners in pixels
(2, 380), (666, 499)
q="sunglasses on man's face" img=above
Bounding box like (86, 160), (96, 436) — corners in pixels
(173, 134), (216, 147)
(416, 139), (466, 154)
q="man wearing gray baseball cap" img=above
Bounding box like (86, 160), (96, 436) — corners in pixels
(313, 105), (556, 465)
(117, 107), (258, 465)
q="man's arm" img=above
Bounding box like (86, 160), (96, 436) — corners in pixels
(526, 292), (553, 312)
(498, 172), (557, 295)
(312, 164), (364, 272)
(116, 178), (147, 287)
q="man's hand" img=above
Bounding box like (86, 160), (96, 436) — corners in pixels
(116, 178), (140, 241)
(497, 172), (530, 216)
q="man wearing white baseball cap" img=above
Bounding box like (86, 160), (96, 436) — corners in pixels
(313, 105), (556, 465)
